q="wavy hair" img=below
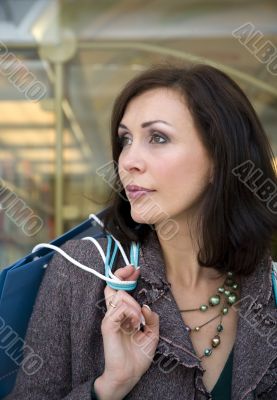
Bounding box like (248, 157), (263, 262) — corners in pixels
(101, 63), (277, 276)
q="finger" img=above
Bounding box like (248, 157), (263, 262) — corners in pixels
(106, 290), (143, 320)
(102, 302), (141, 334)
(104, 265), (140, 310)
(114, 265), (141, 281)
(141, 305), (159, 336)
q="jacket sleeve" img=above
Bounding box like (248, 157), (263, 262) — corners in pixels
(5, 241), (99, 400)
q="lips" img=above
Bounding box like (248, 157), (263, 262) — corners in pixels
(126, 185), (154, 192)
(125, 185), (155, 200)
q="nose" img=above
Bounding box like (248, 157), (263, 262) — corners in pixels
(119, 142), (147, 174)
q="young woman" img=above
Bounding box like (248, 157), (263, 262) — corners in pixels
(7, 64), (277, 399)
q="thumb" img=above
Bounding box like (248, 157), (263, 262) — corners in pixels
(141, 305), (159, 333)
(114, 265), (141, 281)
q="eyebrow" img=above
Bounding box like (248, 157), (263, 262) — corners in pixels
(119, 120), (173, 130)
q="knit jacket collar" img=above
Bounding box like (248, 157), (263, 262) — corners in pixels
(132, 228), (276, 398)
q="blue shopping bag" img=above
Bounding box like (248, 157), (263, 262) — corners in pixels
(0, 208), (108, 399)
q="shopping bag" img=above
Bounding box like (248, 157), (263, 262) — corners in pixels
(0, 207), (108, 399)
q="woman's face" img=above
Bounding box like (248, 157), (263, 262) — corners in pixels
(118, 87), (213, 227)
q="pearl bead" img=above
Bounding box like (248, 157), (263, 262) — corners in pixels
(227, 293), (237, 305)
(217, 324), (223, 332)
(212, 335), (221, 348)
(224, 290), (231, 296)
(200, 304), (208, 312)
(222, 307), (229, 315)
(194, 326), (200, 332)
(225, 278), (234, 287)
(209, 294), (220, 306)
(204, 348), (212, 356)
(218, 287), (225, 293)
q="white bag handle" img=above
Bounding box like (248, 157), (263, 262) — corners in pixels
(32, 214), (140, 290)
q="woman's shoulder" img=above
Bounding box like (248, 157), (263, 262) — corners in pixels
(44, 236), (111, 287)
(61, 236), (109, 261)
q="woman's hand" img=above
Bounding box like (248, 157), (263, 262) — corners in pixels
(97, 265), (160, 398)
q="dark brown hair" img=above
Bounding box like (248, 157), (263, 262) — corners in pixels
(101, 63), (277, 276)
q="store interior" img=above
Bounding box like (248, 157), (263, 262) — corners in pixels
(0, 0), (276, 267)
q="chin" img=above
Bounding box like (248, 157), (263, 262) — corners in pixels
(130, 212), (152, 225)
(130, 207), (165, 226)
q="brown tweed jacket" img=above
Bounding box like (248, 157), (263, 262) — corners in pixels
(6, 230), (277, 399)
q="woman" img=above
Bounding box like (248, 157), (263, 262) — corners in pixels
(7, 64), (277, 399)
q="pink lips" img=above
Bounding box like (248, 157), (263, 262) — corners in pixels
(126, 185), (155, 200)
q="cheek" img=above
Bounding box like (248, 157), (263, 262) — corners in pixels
(157, 151), (199, 180)
(157, 151), (211, 194)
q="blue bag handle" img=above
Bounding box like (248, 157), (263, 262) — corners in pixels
(104, 234), (140, 291)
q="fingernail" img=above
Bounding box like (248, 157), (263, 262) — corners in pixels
(130, 265), (140, 272)
(142, 304), (151, 312)
(141, 314), (146, 326)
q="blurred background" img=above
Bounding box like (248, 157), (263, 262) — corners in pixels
(0, 0), (276, 267)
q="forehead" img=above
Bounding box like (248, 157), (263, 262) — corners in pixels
(121, 88), (194, 129)
(123, 88), (187, 117)
(120, 87), (193, 131)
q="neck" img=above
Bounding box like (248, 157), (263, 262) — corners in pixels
(154, 219), (224, 290)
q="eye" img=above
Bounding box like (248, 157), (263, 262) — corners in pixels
(117, 135), (130, 147)
(149, 132), (167, 144)
(117, 132), (168, 148)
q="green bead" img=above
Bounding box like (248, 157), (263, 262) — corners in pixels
(232, 283), (239, 290)
(204, 348), (213, 357)
(224, 290), (231, 296)
(217, 324), (223, 332)
(227, 271), (233, 276)
(209, 295), (220, 306)
(225, 278), (234, 287)
(218, 287), (225, 293)
(199, 304), (208, 312)
(227, 293), (237, 305)
(222, 307), (229, 315)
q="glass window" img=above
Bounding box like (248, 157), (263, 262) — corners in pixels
(0, 0), (276, 267)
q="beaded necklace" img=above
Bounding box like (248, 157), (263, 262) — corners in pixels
(178, 271), (240, 359)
